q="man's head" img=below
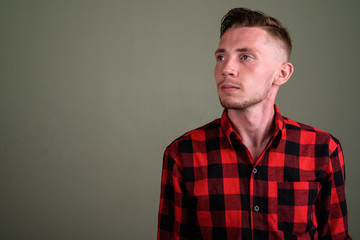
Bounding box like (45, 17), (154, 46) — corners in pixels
(220, 8), (292, 61)
(214, 8), (294, 110)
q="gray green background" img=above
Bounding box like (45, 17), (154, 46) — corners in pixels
(1, 0), (359, 239)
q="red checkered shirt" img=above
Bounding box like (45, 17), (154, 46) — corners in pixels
(157, 106), (351, 240)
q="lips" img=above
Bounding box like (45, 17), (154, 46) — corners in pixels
(220, 84), (240, 93)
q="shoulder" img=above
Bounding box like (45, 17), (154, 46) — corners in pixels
(282, 115), (341, 154)
(165, 118), (221, 155)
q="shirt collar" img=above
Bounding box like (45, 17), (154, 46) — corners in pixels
(220, 105), (285, 148)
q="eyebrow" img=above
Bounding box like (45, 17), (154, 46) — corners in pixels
(214, 48), (255, 55)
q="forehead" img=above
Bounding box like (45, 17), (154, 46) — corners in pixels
(218, 27), (278, 52)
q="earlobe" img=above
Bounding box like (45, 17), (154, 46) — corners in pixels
(274, 62), (294, 86)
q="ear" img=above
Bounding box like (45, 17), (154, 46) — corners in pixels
(273, 62), (294, 86)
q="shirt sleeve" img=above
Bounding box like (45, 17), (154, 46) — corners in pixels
(157, 148), (194, 240)
(316, 141), (352, 239)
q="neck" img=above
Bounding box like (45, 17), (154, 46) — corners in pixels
(227, 103), (275, 149)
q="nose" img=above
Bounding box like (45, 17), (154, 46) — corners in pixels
(222, 57), (238, 77)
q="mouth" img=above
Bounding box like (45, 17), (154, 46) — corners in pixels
(219, 84), (240, 93)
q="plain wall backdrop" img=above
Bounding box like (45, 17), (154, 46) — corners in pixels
(1, 0), (359, 239)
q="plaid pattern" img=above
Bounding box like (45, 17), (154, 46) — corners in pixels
(158, 106), (351, 240)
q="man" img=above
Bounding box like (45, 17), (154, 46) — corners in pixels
(158, 8), (351, 240)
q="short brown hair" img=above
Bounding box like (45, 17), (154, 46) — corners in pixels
(220, 8), (292, 59)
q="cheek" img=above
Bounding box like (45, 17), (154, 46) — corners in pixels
(214, 65), (222, 80)
(245, 64), (260, 73)
(214, 64), (220, 74)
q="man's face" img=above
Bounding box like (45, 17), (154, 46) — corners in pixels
(214, 27), (284, 110)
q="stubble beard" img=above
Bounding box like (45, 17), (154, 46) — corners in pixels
(219, 95), (264, 110)
(218, 75), (274, 110)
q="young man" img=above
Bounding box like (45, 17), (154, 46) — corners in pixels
(158, 8), (351, 240)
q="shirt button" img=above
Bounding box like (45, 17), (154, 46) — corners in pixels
(253, 168), (258, 175)
(254, 205), (260, 212)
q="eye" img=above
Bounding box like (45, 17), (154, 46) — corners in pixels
(216, 55), (225, 61)
(240, 55), (252, 61)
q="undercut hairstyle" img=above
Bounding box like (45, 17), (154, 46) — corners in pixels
(220, 8), (292, 60)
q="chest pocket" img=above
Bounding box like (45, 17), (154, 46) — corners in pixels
(277, 181), (319, 235)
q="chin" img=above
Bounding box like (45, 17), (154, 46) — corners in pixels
(219, 98), (259, 110)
